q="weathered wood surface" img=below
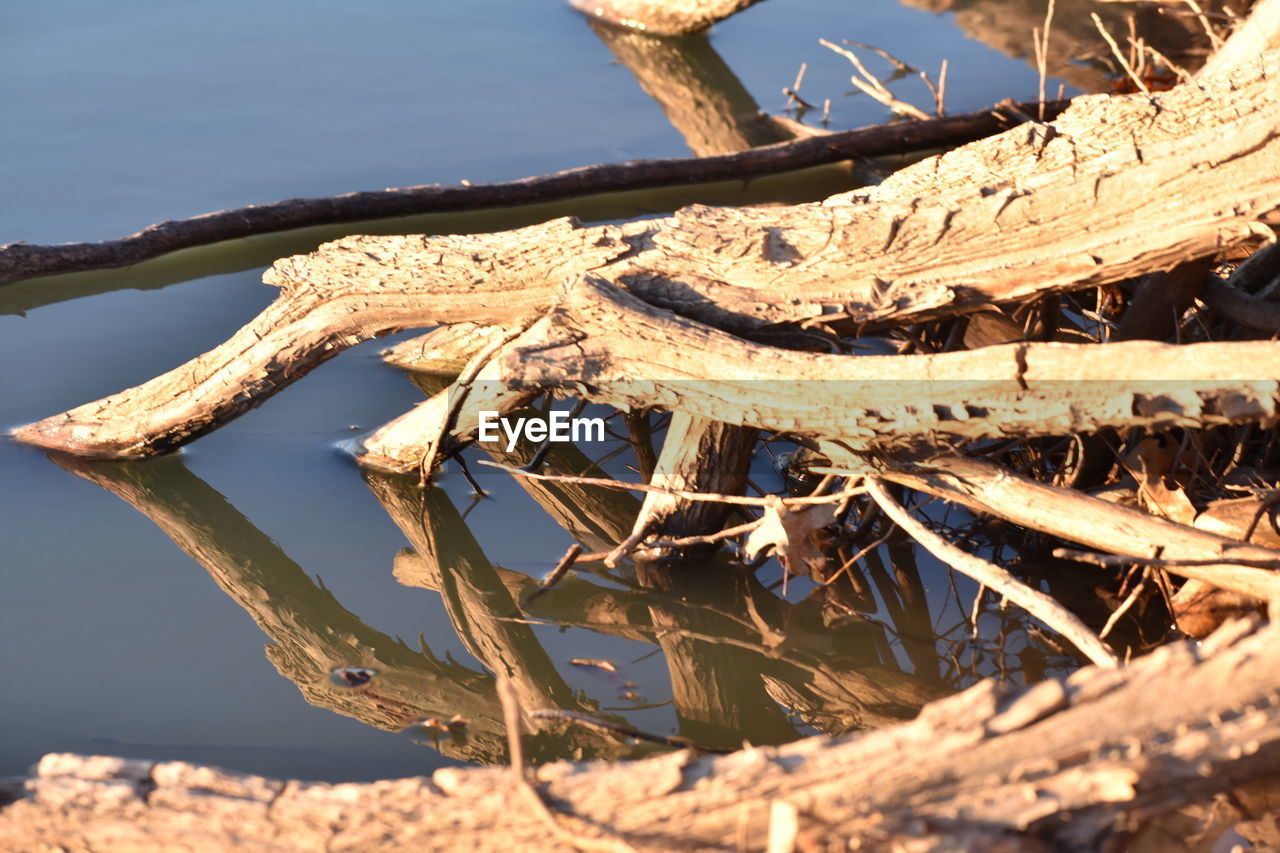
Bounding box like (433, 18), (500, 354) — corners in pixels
(4, 617), (1280, 852)
(12, 55), (1280, 458)
(360, 271), (1280, 472)
(569, 0), (764, 35)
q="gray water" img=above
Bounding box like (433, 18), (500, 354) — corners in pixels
(2, 0), (1067, 782)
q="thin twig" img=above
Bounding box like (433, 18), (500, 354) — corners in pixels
(820, 39), (930, 121)
(532, 709), (733, 754)
(415, 324), (530, 487)
(1183, 0), (1226, 50)
(522, 398), (588, 473)
(1036, 0), (1056, 119)
(497, 677), (639, 853)
(784, 62), (811, 109)
(1139, 43), (1190, 85)
(520, 544), (583, 610)
(1091, 12), (1151, 95)
(822, 528), (893, 587)
(1100, 569), (1149, 639)
(937, 59), (948, 116)
(478, 460), (863, 507)
(1054, 547), (1280, 571)
(496, 673), (527, 778)
(970, 584), (987, 640)
(605, 523), (654, 568)
(867, 479), (1119, 668)
(645, 518), (764, 551)
(841, 40), (917, 74)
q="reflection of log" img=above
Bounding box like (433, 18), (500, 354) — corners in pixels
(477, 439), (644, 555)
(393, 550), (654, 644)
(14, 56), (1280, 458)
(634, 561), (798, 750)
(46, 454), (510, 763)
(625, 414), (757, 551)
(587, 22), (776, 550)
(586, 19), (789, 156)
(367, 476), (610, 721)
(900, 0), (1207, 92)
(6, 618), (1280, 851)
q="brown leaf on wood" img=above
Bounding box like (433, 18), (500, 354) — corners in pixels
(743, 497), (837, 581)
(1171, 578), (1265, 638)
(1127, 436), (1198, 525)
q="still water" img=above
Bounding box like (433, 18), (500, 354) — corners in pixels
(2, 0), (1080, 782)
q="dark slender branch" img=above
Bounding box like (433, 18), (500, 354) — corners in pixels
(0, 99), (1069, 286)
(532, 709), (734, 753)
(1054, 546), (1280, 571)
(519, 544), (584, 611)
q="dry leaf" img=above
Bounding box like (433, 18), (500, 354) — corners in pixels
(744, 497), (836, 580)
(1126, 436), (1197, 525)
(1171, 578), (1264, 638)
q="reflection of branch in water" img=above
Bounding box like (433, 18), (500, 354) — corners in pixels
(46, 453), (612, 764)
(586, 19), (791, 158)
(533, 709), (733, 754)
(898, 0), (1213, 93)
(367, 474), (629, 736)
(47, 444), (957, 762)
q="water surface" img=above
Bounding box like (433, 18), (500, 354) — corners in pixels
(2, 0), (1084, 782)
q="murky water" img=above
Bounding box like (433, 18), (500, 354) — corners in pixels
(2, 0), (1104, 782)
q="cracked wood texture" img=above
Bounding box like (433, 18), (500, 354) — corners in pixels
(4, 618), (1280, 852)
(11, 54), (1280, 458)
(357, 275), (1280, 472)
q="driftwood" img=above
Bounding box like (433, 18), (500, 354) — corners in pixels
(9, 9), (1280, 847)
(568, 0), (764, 36)
(353, 271), (1280, 478)
(0, 102), (1060, 288)
(820, 450), (1280, 603)
(4, 616), (1280, 851)
(12, 53), (1280, 458)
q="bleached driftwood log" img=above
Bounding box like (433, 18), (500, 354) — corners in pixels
(568, 0), (765, 35)
(11, 54), (1280, 458)
(357, 275), (1280, 471)
(4, 617), (1280, 852)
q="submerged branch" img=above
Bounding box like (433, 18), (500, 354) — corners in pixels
(0, 101), (1064, 286)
